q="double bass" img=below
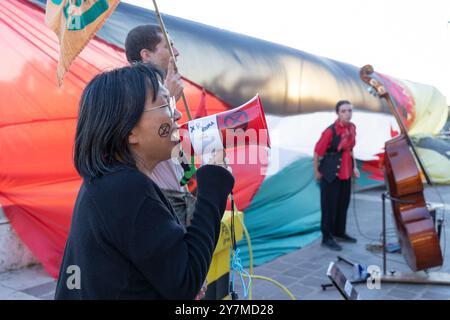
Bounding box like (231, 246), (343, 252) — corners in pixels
(360, 65), (442, 271)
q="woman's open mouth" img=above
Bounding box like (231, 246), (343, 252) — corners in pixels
(171, 125), (181, 144)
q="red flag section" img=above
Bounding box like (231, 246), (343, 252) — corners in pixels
(194, 89), (208, 119)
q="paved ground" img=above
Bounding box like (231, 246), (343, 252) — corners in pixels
(1, 184), (449, 300)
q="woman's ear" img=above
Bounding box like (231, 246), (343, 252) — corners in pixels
(128, 127), (140, 145)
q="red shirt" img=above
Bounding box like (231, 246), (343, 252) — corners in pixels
(314, 121), (356, 180)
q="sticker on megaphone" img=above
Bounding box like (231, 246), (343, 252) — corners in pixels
(179, 94), (271, 163)
(187, 115), (224, 164)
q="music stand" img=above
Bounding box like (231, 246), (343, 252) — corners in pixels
(326, 262), (361, 300)
(321, 256), (368, 290)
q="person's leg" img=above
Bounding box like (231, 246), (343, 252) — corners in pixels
(321, 178), (342, 250)
(334, 178), (351, 236)
(333, 178), (357, 243)
(321, 178), (340, 241)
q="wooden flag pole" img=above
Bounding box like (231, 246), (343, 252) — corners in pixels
(152, 0), (193, 121)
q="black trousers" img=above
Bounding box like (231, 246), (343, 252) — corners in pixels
(320, 177), (351, 240)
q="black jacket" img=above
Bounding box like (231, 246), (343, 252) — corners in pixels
(54, 164), (234, 299)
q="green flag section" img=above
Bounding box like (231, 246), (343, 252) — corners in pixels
(237, 156), (322, 267)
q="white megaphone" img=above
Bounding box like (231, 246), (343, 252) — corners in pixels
(179, 95), (271, 163)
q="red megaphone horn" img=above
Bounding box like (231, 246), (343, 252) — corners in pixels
(179, 95), (271, 158)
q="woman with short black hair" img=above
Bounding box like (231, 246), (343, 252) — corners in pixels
(55, 63), (234, 299)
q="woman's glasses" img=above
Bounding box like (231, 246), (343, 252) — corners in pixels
(144, 96), (177, 118)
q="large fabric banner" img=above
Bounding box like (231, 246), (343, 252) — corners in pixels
(1, 0), (448, 276)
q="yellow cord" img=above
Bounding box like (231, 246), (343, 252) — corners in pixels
(244, 274), (297, 300)
(226, 203), (297, 300)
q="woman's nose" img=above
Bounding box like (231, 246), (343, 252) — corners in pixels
(173, 46), (180, 58)
(173, 108), (182, 121)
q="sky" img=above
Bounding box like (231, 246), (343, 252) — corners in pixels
(124, 0), (450, 105)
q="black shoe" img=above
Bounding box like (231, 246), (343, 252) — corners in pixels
(321, 238), (342, 251)
(334, 234), (357, 243)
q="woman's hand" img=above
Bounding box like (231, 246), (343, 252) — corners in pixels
(353, 167), (360, 179)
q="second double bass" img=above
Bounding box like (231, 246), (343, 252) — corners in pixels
(360, 65), (442, 272)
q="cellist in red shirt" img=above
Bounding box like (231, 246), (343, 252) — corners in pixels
(313, 100), (360, 251)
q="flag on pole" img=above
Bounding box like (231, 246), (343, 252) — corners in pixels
(45, 0), (120, 86)
(194, 89), (208, 119)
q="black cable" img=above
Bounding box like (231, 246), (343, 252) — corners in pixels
(351, 175), (412, 255)
(229, 190), (238, 300)
(427, 185), (447, 272)
(351, 177), (381, 242)
(230, 191), (237, 251)
(434, 186), (447, 266)
(351, 175), (410, 267)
